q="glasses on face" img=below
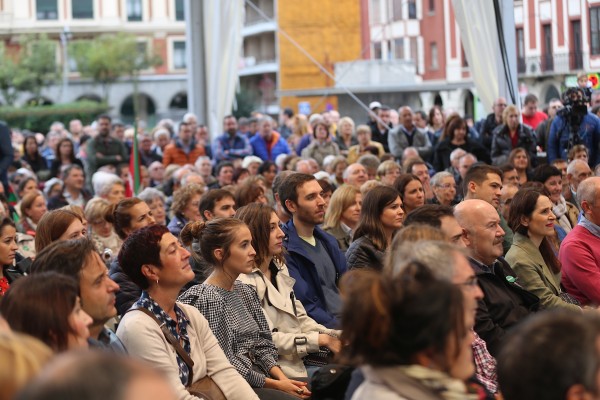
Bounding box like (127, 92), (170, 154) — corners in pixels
(457, 276), (478, 288)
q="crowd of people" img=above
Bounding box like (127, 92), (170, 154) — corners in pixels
(2, 79), (600, 400)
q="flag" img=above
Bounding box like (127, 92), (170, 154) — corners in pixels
(129, 121), (141, 196)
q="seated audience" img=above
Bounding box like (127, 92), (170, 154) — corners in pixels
(17, 191), (47, 236)
(531, 164), (579, 233)
(167, 183), (204, 237)
(0, 218), (20, 296)
(34, 209), (86, 253)
(85, 198), (122, 257)
(179, 220), (311, 398)
(117, 225), (257, 400)
(236, 203), (342, 378)
(1, 272), (92, 352)
(430, 171), (458, 206)
(92, 172), (126, 205)
(560, 177), (600, 306)
(506, 188), (581, 311)
(393, 173), (425, 214)
(137, 187), (168, 226)
(322, 185), (362, 253)
(346, 186), (403, 271)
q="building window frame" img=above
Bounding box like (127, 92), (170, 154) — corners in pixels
(72, 0), (94, 19)
(430, 42), (438, 70)
(126, 0), (143, 22)
(36, 0), (58, 20)
(591, 6), (600, 55)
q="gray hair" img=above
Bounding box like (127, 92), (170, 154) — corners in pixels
(357, 154), (381, 170)
(92, 172), (124, 197)
(450, 148), (467, 163)
(386, 240), (468, 282)
(577, 177), (600, 208)
(138, 187), (166, 205)
(567, 159), (590, 175)
(431, 171), (454, 187)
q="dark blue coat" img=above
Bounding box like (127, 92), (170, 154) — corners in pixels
(547, 113), (600, 167)
(281, 219), (347, 328)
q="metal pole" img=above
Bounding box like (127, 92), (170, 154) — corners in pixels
(185, 0), (207, 129)
(60, 26), (71, 103)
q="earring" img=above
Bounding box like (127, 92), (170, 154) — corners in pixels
(156, 279), (159, 286)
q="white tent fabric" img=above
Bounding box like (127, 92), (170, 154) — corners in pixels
(202, 0), (244, 138)
(452, 0), (519, 111)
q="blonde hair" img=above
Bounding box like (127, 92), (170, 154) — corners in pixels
(84, 197), (111, 224)
(323, 185), (360, 230)
(0, 332), (53, 400)
(377, 160), (401, 179)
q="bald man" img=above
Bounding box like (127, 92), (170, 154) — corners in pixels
(565, 159), (593, 210)
(455, 200), (538, 356)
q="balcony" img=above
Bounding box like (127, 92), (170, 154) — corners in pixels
(517, 52), (586, 76)
(238, 56), (278, 76)
(334, 59), (417, 89)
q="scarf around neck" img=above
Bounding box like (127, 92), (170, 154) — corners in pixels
(553, 195), (572, 233)
(580, 216), (600, 239)
(397, 365), (479, 400)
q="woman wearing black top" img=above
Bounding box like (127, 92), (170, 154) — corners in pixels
(50, 138), (83, 178)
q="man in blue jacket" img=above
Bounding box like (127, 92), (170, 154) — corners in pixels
(250, 116), (290, 161)
(278, 173), (347, 328)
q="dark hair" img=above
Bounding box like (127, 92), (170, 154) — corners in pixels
(508, 147), (530, 170)
(215, 161), (234, 177)
(170, 183), (204, 217)
(35, 210), (83, 253)
(1, 272), (79, 352)
(463, 164), (503, 194)
(498, 310), (600, 400)
(180, 219), (247, 269)
(105, 198), (144, 240)
(403, 204), (454, 229)
(312, 120), (330, 139)
(441, 115), (467, 142)
(199, 189), (236, 221)
(508, 188), (561, 274)
(499, 163), (517, 175)
(235, 203), (284, 268)
(17, 177), (37, 197)
(118, 225), (170, 290)
(178, 121), (189, 132)
(97, 114), (111, 123)
(353, 186), (401, 252)
(393, 174), (421, 201)
(61, 164), (84, 181)
(56, 138), (76, 162)
(340, 264), (466, 368)
(20, 190), (44, 219)
(232, 167), (250, 185)
(258, 161), (277, 175)
(403, 158), (427, 175)
(531, 164), (562, 185)
(317, 178), (334, 195)
(22, 135), (40, 158)
(524, 93), (538, 105)
(428, 105), (443, 126)
(283, 107), (294, 118)
(235, 181), (265, 208)
(30, 238), (97, 284)
(0, 217), (16, 235)
(277, 173), (316, 215)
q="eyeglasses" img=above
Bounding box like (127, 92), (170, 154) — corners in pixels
(457, 276), (478, 288)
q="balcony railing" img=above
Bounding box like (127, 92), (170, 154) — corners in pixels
(518, 52), (586, 76)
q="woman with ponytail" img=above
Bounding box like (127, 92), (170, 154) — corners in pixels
(235, 203), (342, 378)
(179, 219), (311, 399)
(341, 265), (476, 400)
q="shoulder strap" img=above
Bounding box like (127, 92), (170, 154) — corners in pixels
(127, 306), (195, 382)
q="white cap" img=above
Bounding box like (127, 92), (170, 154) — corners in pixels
(242, 155), (263, 169)
(313, 171), (331, 181)
(369, 101), (382, 110)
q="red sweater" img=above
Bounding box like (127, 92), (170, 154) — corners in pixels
(560, 225), (600, 305)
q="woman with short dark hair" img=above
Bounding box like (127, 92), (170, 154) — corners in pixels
(116, 225), (258, 400)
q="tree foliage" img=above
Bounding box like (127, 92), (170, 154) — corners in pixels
(70, 33), (163, 102)
(0, 34), (60, 106)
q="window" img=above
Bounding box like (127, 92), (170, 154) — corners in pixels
(394, 38), (404, 59)
(173, 41), (186, 69)
(409, 37), (418, 63)
(72, 0), (93, 19)
(370, 0), (381, 24)
(373, 42), (382, 59)
(429, 0), (435, 13)
(127, 0), (142, 21)
(542, 24), (553, 71)
(408, 0), (417, 19)
(36, 0), (58, 20)
(175, 0), (184, 21)
(591, 7), (600, 55)
(136, 41), (148, 66)
(430, 42), (438, 69)
(392, 0), (402, 21)
(516, 28), (525, 73)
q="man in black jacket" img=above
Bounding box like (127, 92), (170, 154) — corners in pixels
(479, 97), (508, 152)
(455, 199), (539, 357)
(0, 121), (13, 193)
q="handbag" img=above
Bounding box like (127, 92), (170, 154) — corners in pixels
(310, 363), (354, 400)
(558, 291), (581, 306)
(129, 307), (226, 400)
(303, 347), (334, 367)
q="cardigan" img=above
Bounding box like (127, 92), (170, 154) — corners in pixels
(117, 302), (258, 400)
(505, 233), (580, 312)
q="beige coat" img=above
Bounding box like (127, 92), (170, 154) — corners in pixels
(238, 262), (340, 377)
(117, 303), (258, 400)
(505, 233), (580, 312)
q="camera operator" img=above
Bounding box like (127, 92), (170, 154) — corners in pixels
(548, 87), (600, 168)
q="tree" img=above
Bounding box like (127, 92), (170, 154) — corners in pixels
(70, 33), (162, 103)
(0, 34), (60, 106)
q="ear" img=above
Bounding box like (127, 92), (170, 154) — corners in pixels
(285, 199), (298, 214)
(213, 248), (224, 263)
(467, 181), (477, 195)
(141, 264), (159, 281)
(565, 384), (593, 400)
(461, 228), (472, 247)
(520, 215), (530, 227)
(203, 210), (213, 221)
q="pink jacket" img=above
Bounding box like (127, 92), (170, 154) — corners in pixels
(560, 225), (600, 305)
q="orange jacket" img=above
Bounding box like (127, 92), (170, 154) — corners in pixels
(162, 140), (206, 166)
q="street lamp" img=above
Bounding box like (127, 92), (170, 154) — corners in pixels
(60, 26), (72, 103)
